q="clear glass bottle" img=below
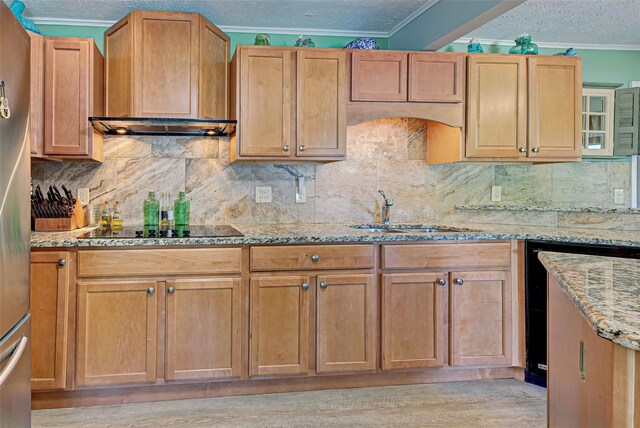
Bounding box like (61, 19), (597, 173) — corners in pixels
(167, 192), (175, 229)
(100, 203), (110, 228)
(143, 191), (160, 227)
(174, 191), (190, 227)
(111, 201), (123, 229)
(160, 192), (170, 230)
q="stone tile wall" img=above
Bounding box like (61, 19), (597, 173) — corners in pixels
(31, 118), (634, 229)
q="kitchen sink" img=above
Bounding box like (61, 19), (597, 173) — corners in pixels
(351, 225), (477, 233)
(355, 227), (406, 233)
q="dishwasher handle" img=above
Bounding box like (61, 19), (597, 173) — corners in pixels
(0, 335), (28, 388)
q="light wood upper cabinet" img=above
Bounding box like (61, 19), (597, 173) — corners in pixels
(76, 280), (158, 387)
(236, 48), (293, 158)
(104, 10), (229, 119)
(381, 273), (446, 370)
(28, 31), (45, 158)
(450, 270), (512, 366)
(316, 274), (375, 373)
(30, 252), (70, 391)
(466, 55), (527, 159)
(165, 278), (241, 381)
(249, 275), (310, 376)
(44, 37), (103, 161)
(231, 46), (346, 162)
(528, 56), (582, 159)
(408, 53), (464, 103)
(296, 50), (346, 157)
(351, 51), (407, 102)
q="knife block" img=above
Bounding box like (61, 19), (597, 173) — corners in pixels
(33, 200), (87, 231)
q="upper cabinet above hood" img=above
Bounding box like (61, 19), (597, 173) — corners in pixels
(99, 10), (233, 135)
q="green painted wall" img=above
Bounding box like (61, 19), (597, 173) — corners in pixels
(37, 24), (388, 56)
(440, 42), (640, 87)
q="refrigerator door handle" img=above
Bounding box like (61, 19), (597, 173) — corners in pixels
(0, 335), (28, 388)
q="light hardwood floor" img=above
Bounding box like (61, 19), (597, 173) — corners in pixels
(32, 379), (546, 427)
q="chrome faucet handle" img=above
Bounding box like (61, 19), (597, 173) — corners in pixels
(378, 190), (394, 206)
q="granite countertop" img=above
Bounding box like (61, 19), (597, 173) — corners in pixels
(456, 204), (640, 214)
(539, 251), (640, 351)
(31, 222), (640, 248)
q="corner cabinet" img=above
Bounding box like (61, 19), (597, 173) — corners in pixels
(104, 11), (229, 119)
(43, 37), (104, 161)
(230, 46), (347, 162)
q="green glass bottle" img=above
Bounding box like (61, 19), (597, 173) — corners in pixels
(143, 191), (159, 227)
(174, 191), (190, 227)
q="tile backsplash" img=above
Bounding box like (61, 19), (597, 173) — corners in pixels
(32, 118), (633, 229)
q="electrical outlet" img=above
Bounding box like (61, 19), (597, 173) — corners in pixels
(78, 188), (90, 205)
(491, 186), (502, 202)
(255, 186), (272, 203)
(614, 188), (625, 205)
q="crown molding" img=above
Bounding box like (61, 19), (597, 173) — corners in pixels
(30, 17), (116, 27)
(387, 0), (439, 37)
(455, 36), (640, 52)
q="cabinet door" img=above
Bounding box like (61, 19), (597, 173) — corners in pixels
(381, 273), (446, 370)
(29, 31), (45, 157)
(408, 53), (463, 103)
(316, 274), (375, 373)
(44, 38), (91, 156)
(250, 275), (310, 376)
(198, 16), (229, 120)
(30, 252), (70, 391)
(450, 270), (512, 366)
(76, 280), (158, 386)
(165, 278), (242, 381)
(466, 55), (527, 159)
(528, 57), (582, 159)
(239, 48), (293, 157)
(351, 51), (407, 102)
(133, 11), (198, 118)
(296, 50), (346, 158)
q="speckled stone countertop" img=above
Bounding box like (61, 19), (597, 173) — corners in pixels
(31, 222), (640, 248)
(539, 251), (640, 351)
(456, 204), (640, 214)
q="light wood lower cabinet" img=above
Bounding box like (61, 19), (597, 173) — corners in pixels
(165, 278), (242, 381)
(381, 273), (447, 370)
(76, 280), (158, 387)
(316, 274), (375, 373)
(250, 275), (310, 376)
(30, 252), (71, 391)
(450, 270), (512, 366)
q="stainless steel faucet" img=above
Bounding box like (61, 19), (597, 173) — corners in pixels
(378, 190), (394, 226)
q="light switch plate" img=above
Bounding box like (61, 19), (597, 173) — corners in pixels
(255, 186), (272, 203)
(491, 186), (502, 202)
(295, 177), (306, 204)
(614, 188), (624, 205)
(78, 188), (90, 205)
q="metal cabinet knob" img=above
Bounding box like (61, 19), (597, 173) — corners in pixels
(299, 145), (306, 152)
(147, 287), (155, 295)
(167, 286), (175, 295)
(518, 147), (527, 153)
(455, 278), (464, 286)
(531, 147), (540, 153)
(319, 282), (328, 289)
(58, 258), (66, 267)
(301, 282), (309, 290)
(311, 254), (320, 263)
(438, 279), (446, 286)
(283, 144), (290, 152)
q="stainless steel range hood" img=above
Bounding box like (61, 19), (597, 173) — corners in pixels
(89, 117), (236, 137)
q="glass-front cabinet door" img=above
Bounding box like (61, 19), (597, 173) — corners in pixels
(581, 88), (615, 157)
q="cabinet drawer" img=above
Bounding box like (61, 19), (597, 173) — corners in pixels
(78, 248), (242, 277)
(381, 242), (511, 270)
(251, 245), (374, 271)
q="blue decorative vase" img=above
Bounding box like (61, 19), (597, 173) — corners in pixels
(509, 34), (538, 55)
(467, 38), (484, 53)
(9, 1), (41, 34)
(344, 38), (379, 50)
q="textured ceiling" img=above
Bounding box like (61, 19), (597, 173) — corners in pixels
(6, 0), (433, 35)
(467, 0), (640, 47)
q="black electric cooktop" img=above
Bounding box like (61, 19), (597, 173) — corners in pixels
(78, 225), (244, 239)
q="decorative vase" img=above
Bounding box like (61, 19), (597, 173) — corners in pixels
(509, 34), (538, 55)
(9, 1), (41, 34)
(254, 34), (271, 46)
(344, 37), (379, 50)
(467, 38), (484, 53)
(295, 35), (315, 47)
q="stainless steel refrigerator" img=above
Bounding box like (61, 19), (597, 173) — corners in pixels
(0, 1), (31, 426)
